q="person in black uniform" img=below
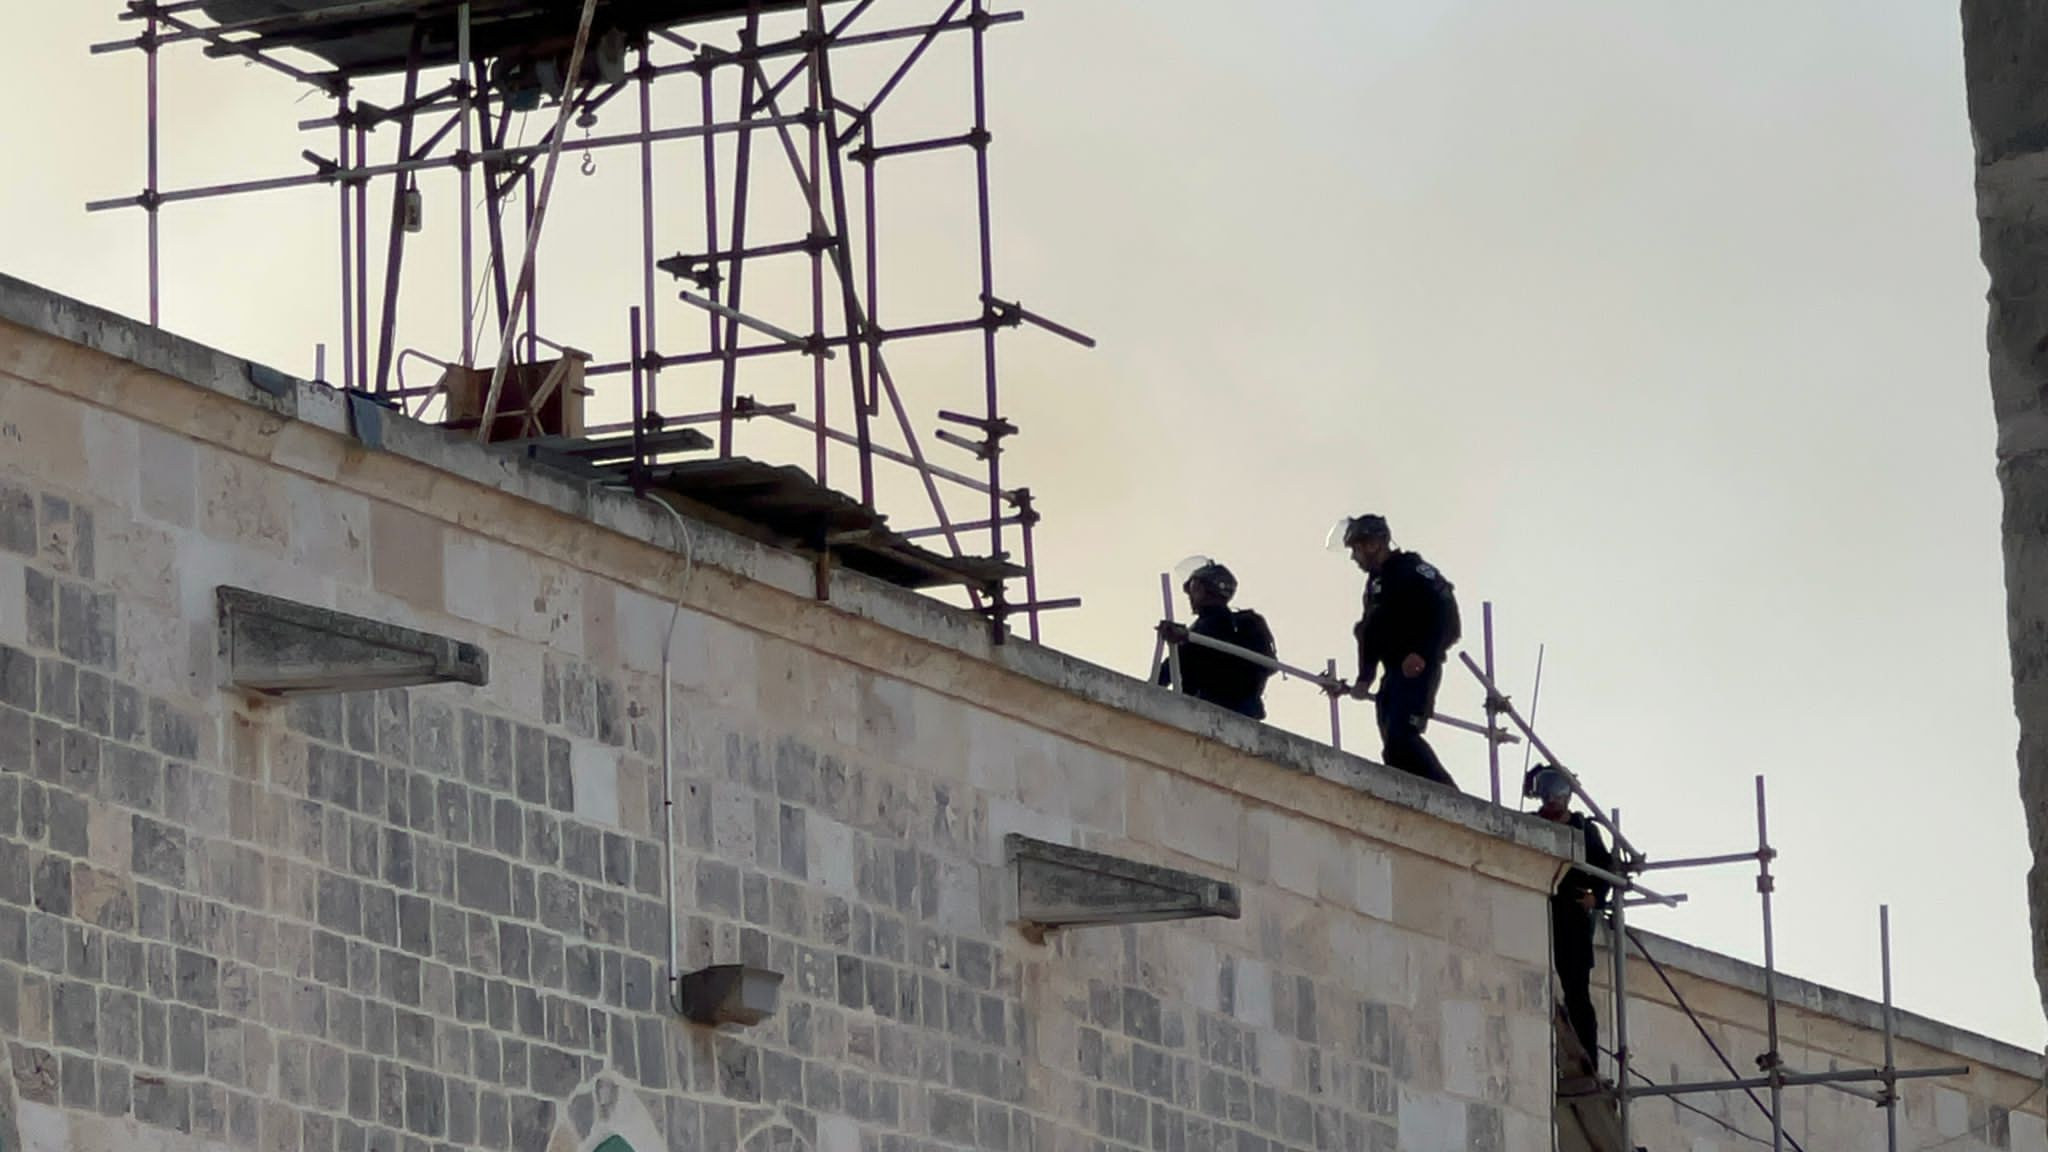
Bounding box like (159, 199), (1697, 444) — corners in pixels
(1334, 513), (1460, 787)
(1156, 561), (1277, 720)
(1527, 764), (1613, 1064)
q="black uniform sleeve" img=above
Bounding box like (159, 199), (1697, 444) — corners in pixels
(1582, 819), (1614, 907)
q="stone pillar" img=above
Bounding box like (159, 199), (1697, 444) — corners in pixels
(1961, 0), (2048, 1027)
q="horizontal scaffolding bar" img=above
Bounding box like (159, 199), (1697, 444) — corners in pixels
(1577, 862), (1683, 909)
(655, 12), (1024, 81)
(1637, 849), (1775, 873)
(1623, 1066), (1970, 1101)
(857, 131), (979, 162)
(88, 113), (807, 211)
(1164, 625), (1518, 744)
(899, 514), (1025, 540)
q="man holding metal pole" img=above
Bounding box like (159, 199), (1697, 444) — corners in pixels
(1527, 764), (1613, 1065)
(1329, 513), (1460, 787)
(1156, 559), (1277, 720)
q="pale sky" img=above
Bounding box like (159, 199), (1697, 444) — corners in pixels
(5, 2), (2041, 1053)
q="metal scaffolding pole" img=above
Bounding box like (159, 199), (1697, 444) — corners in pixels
(1483, 600), (1503, 804)
(456, 2), (474, 367)
(1611, 807), (1633, 1152)
(1757, 775), (1785, 1152)
(145, 10), (161, 327)
(1882, 905), (1899, 1152)
(338, 85), (355, 390)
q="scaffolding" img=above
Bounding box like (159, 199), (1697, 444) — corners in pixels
(87, 0), (1090, 641)
(1154, 583), (1981, 1152)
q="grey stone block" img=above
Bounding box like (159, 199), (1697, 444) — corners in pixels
(131, 816), (187, 886)
(37, 659), (75, 724)
(437, 780), (471, 844)
(412, 698), (458, 776)
(31, 853), (71, 916)
(106, 744), (162, 811)
(56, 583), (115, 670)
(494, 800), (523, 857)
(109, 682), (142, 744)
(407, 772), (437, 833)
(742, 871), (771, 927)
(385, 828), (416, 889)
(347, 1053), (376, 1120)
(546, 746), (573, 813)
(511, 1096), (554, 1151)
(530, 1044), (580, 1099)
(132, 1072), (188, 1132)
(317, 872), (363, 935)
(562, 823), (603, 882)
(146, 699), (197, 761)
(633, 841), (662, 898)
(66, 924), (104, 978)
(344, 693), (378, 753)
(456, 848), (510, 915)
(715, 1039), (761, 1102)
(38, 496), (93, 579)
(621, 895), (662, 957)
(46, 789), (86, 856)
(602, 832), (632, 888)
(0, 482), (33, 555)
(75, 670), (110, 735)
(168, 1004), (205, 1075)
(24, 570), (54, 651)
(404, 1065), (446, 1137)
(0, 645), (35, 710)
(58, 1051), (94, 1110)
(383, 951), (423, 1008)
(96, 1059), (130, 1118)
(526, 809), (561, 867)
(55, 978), (98, 1050)
(516, 727), (547, 805)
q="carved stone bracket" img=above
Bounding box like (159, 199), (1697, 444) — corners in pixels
(218, 586), (488, 697)
(1007, 834), (1241, 941)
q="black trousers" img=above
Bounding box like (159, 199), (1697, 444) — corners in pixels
(1554, 902), (1599, 1062)
(1375, 660), (1453, 787)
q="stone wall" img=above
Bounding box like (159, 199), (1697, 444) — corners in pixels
(1591, 931), (2046, 1151)
(0, 276), (1576, 1152)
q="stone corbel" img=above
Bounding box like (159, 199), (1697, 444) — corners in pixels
(218, 586), (488, 697)
(1007, 833), (1241, 942)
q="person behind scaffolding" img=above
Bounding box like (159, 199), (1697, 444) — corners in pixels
(1526, 764), (1613, 1065)
(1327, 513), (1460, 787)
(1156, 558), (1277, 720)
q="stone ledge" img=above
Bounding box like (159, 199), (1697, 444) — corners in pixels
(1008, 833), (1241, 940)
(218, 584), (489, 696)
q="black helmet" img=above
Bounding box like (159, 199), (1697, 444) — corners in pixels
(1327, 514), (1391, 551)
(1177, 556), (1237, 602)
(1523, 764), (1573, 804)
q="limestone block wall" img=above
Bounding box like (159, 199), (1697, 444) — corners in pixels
(1591, 932), (2046, 1152)
(0, 278), (1575, 1152)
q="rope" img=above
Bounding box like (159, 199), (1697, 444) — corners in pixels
(1624, 925), (1811, 1152)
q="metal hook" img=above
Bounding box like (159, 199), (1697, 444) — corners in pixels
(581, 149), (596, 177)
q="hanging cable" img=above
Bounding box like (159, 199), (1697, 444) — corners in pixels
(1624, 926), (1811, 1152)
